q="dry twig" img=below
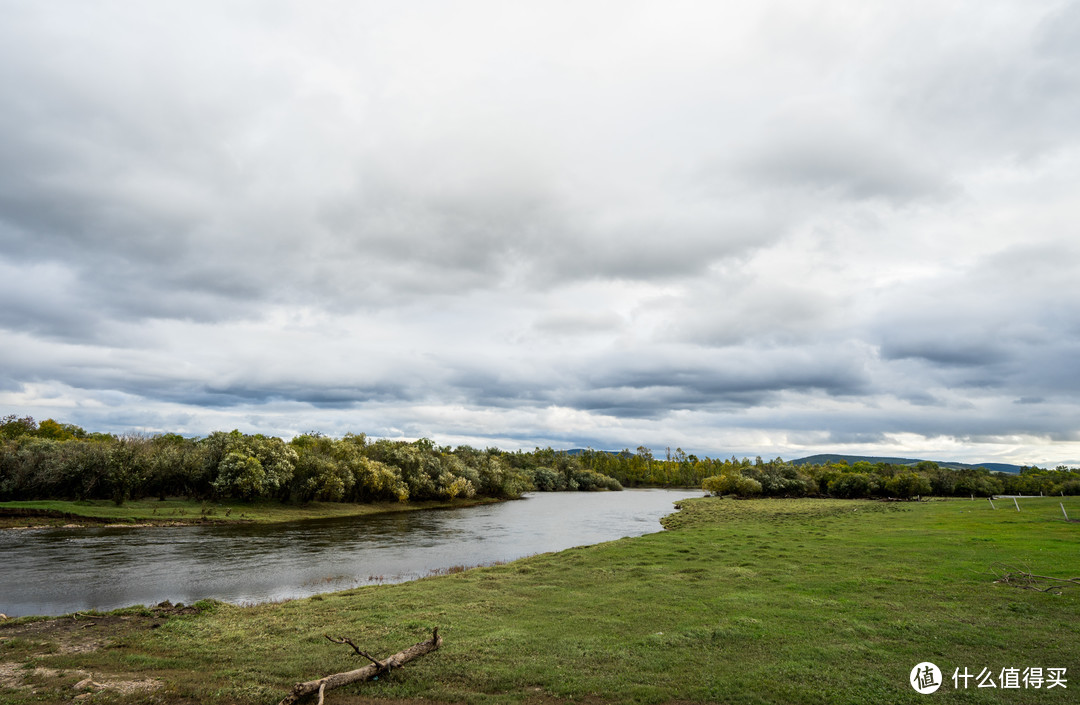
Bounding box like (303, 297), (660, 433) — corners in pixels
(991, 563), (1080, 593)
(324, 635), (383, 669)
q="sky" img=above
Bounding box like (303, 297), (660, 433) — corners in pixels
(1, 1), (1079, 466)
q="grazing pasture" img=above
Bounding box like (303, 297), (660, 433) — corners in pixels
(2, 497), (1077, 704)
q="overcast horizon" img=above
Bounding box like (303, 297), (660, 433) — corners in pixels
(2, 2), (1079, 466)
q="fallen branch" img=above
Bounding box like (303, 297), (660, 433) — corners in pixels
(324, 635), (383, 668)
(277, 628), (441, 705)
(991, 563), (1080, 593)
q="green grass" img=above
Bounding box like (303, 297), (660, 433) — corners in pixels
(0, 496), (498, 527)
(2, 496), (1078, 704)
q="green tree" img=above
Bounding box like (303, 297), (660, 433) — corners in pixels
(885, 472), (932, 499)
(106, 437), (150, 504)
(213, 451), (267, 500)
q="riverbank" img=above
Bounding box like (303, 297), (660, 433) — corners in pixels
(0, 496), (501, 529)
(2, 497), (1078, 704)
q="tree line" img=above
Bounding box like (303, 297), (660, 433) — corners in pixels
(0, 415), (620, 505)
(568, 446), (1080, 499)
(3, 415), (1076, 504)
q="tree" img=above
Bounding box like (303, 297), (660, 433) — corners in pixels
(828, 472), (872, 499)
(107, 436), (151, 504)
(0, 415), (37, 439)
(886, 472), (931, 499)
(213, 451), (267, 500)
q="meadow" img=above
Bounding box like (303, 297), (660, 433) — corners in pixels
(1, 496), (1077, 704)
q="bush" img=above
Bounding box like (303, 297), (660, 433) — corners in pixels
(702, 473), (762, 497)
(1060, 480), (1080, 496)
(530, 466), (565, 491)
(885, 472), (932, 499)
(571, 469), (622, 491)
(828, 472), (872, 499)
(744, 464), (814, 497)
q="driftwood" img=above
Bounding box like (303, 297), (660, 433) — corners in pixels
(277, 628), (441, 705)
(991, 564), (1080, 593)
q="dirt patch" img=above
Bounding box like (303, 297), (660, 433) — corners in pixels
(0, 603), (197, 702)
(2, 613), (136, 655)
(0, 663), (161, 696)
(0, 601), (204, 656)
(71, 671), (164, 696)
(0, 661), (27, 688)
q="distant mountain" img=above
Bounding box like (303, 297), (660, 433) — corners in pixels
(790, 454), (1023, 474)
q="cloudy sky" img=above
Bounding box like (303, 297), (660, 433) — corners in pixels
(1, 1), (1078, 465)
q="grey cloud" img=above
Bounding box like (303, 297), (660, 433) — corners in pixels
(1, 368), (421, 413)
(0, 261), (103, 342)
(870, 242), (1080, 403)
(587, 361), (866, 400)
(888, 1), (1080, 161)
(665, 280), (838, 349)
(825, 430), (888, 445)
(531, 311), (626, 337)
(0, 3), (801, 332)
(444, 345), (872, 420)
(879, 339), (1007, 367)
(739, 121), (951, 204)
(1, 3), (1079, 464)
(450, 380), (555, 410)
(898, 391), (945, 407)
(194, 383), (415, 409)
(764, 398), (1080, 447)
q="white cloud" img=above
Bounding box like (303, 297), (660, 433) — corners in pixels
(1, 1), (1079, 465)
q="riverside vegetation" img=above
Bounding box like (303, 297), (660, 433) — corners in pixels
(1, 496), (1077, 704)
(2, 415), (1077, 522)
(0, 416), (621, 525)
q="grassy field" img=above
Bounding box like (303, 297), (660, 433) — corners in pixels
(0, 496), (498, 528)
(1, 496), (1078, 704)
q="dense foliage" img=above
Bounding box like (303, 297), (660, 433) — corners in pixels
(695, 457), (1080, 499)
(0, 415), (620, 504)
(568, 445), (1080, 499)
(3, 415), (1076, 504)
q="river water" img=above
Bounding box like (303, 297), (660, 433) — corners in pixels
(0, 489), (702, 617)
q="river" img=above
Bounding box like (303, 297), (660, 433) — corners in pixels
(0, 488), (702, 617)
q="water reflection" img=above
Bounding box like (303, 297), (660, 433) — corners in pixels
(0, 489), (701, 617)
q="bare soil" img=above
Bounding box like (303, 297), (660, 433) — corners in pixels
(0, 602), (201, 701)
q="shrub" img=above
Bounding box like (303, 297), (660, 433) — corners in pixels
(571, 469), (623, 491)
(885, 472), (932, 499)
(530, 466), (564, 491)
(702, 473), (762, 497)
(828, 472), (872, 499)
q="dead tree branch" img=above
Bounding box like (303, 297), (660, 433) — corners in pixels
(278, 628), (441, 705)
(991, 563), (1080, 593)
(324, 635), (383, 668)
